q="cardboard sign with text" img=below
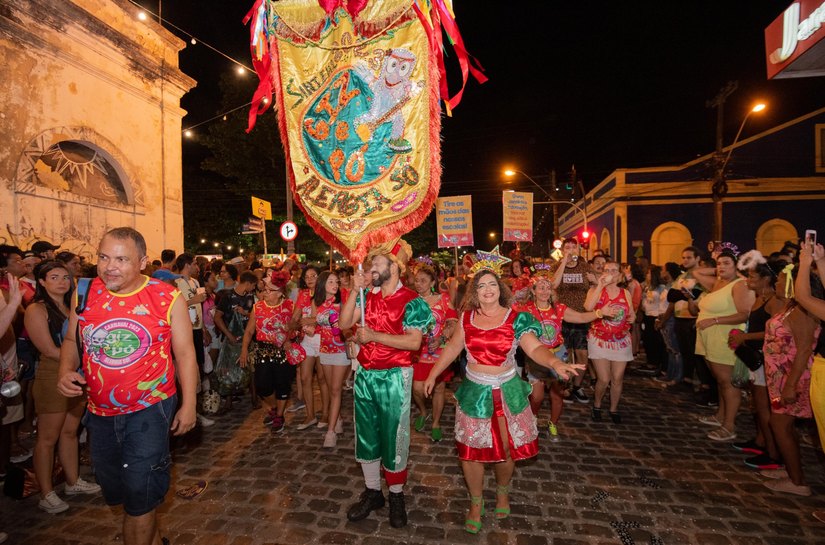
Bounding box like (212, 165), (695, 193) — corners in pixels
(502, 191), (533, 242)
(436, 196), (473, 248)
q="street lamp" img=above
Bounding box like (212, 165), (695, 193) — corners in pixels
(712, 102), (767, 240)
(503, 168), (589, 234)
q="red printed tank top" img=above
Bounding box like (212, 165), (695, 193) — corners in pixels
(254, 299), (294, 345)
(417, 292), (458, 364)
(79, 277), (179, 416)
(589, 288), (632, 342)
(518, 301), (567, 348)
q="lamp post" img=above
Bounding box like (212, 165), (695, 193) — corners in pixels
(711, 102), (766, 241)
(503, 169), (589, 234)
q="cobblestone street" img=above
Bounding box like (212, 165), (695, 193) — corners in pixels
(2, 369), (824, 545)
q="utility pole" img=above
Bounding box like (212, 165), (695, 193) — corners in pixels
(706, 80), (738, 242)
(549, 169), (559, 239)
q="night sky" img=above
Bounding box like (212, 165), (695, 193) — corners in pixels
(148, 0), (825, 246)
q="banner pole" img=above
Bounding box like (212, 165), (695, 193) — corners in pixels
(262, 218), (268, 255)
(358, 263), (366, 328)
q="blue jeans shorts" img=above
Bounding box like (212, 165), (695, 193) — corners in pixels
(83, 395), (177, 516)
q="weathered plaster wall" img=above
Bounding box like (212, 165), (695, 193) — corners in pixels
(0, 0), (195, 259)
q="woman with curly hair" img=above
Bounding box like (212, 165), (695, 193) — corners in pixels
(728, 252), (785, 469)
(424, 268), (583, 534)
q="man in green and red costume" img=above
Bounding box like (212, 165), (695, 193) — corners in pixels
(339, 237), (433, 528)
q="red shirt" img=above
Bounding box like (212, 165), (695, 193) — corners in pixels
(80, 276), (179, 416)
(517, 301), (567, 348)
(416, 292), (457, 364)
(315, 289), (348, 354)
(589, 289), (632, 342)
(357, 284), (432, 370)
(254, 299), (294, 345)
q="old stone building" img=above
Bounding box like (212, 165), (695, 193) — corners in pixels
(0, 0), (195, 259)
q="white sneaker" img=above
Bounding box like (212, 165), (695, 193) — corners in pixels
(9, 449), (32, 464)
(334, 419), (343, 434)
(39, 491), (69, 513)
(323, 431), (337, 448)
(64, 478), (101, 496)
(286, 400), (306, 413)
(197, 414), (215, 427)
(0, 530), (7, 543)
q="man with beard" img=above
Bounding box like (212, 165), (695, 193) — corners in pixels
(57, 227), (198, 545)
(339, 238), (433, 528)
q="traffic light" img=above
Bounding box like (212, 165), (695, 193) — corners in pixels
(580, 230), (590, 250)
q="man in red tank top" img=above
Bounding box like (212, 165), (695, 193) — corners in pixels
(57, 228), (198, 545)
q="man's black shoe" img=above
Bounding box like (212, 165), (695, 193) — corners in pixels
(347, 488), (385, 522)
(388, 491), (408, 528)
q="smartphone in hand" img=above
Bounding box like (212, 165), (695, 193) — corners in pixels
(805, 229), (817, 247)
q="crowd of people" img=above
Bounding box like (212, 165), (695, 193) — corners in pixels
(1, 229), (824, 542)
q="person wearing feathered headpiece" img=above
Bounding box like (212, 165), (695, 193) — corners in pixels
(727, 250), (785, 468)
(338, 237), (434, 529)
(422, 263), (584, 534)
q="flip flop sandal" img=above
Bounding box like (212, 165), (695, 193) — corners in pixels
(176, 480), (208, 500)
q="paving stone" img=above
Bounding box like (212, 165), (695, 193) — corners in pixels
(3, 372), (824, 544)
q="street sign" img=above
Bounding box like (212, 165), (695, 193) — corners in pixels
(279, 221), (298, 242)
(251, 196), (272, 220)
(246, 217), (264, 232)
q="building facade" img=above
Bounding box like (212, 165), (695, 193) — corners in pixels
(0, 0), (195, 259)
(559, 107), (825, 264)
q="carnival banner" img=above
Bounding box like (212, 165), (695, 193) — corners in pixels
(502, 191), (533, 242)
(436, 195), (473, 248)
(246, 0), (485, 262)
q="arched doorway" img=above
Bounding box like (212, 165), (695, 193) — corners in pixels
(600, 228), (611, 257)
(756, 219), (798, 256)
(651, 222), (693, 265)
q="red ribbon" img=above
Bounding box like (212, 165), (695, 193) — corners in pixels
(244, 0), (273, 132)
(318, 0), (368, 20)
(412, 0), (487, 112)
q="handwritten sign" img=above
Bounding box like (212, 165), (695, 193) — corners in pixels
(436, 196), (473, 248)
(502, 191), (533, 242)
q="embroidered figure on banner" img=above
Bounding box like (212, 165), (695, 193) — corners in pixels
(354, 48), (422, 154)
(301, 48), (423, 188)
